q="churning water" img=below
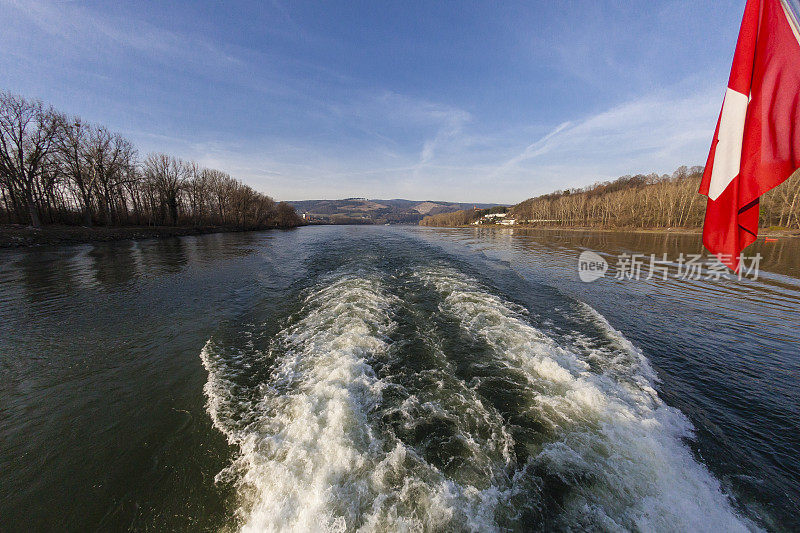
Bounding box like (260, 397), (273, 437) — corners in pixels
(1, 226), (798, 531)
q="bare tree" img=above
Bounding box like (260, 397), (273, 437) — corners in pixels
(0, 92), (60, 227)
(88, 127), (135, 225)
(57, 116), (97, 226)
(0, 92), (304, 229)
(423, 167), (800, 230)
(143, 153), (188, 225)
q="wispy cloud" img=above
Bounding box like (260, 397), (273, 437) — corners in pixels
(119, 82), (721, 203)
(485, 84), (720, 192)
(0, 1), (732, 203)
(2, 0), (240, 67)
(489, 121), (572, 179)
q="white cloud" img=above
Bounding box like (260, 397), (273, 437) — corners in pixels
(1, 0), (240, 67)
(484, 85), (721, 196)
(120, 83), (722, 203)
(0, 1), (726, 203)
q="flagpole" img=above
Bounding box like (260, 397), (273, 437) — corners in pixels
(779, 0), (800, 41)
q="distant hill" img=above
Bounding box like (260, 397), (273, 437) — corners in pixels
(418, 165), (800, 230)
(288, 199), (502, 224)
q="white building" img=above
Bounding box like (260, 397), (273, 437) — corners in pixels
(472, 212), (516, 225)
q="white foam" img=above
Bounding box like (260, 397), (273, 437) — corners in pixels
(201, 265), (760, 531)
(202, 273), (514, 532)
(414, 265), (758, 532)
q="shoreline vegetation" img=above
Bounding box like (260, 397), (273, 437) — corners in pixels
(420, 166), (800, 235)
(419, 223), (800, 239)
(0, 92), (303, 243)
(5, 89), (798, 248)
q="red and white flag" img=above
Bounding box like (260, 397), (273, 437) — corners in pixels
(700, 0), (800, 270)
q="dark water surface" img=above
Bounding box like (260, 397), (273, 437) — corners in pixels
(0, 226), (797, 531)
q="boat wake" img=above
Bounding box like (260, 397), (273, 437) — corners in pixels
(201, 264), (756, 532)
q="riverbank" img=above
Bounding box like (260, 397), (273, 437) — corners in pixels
(0, 224), (302, 248)
(425, 223), (800, 239)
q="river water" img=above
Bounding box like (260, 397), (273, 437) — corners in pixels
(0, 226), (798, 531)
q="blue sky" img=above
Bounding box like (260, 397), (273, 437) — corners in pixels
(1, 0), (745, 203)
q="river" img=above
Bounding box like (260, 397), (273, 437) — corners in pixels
(1, 226), (798, 531)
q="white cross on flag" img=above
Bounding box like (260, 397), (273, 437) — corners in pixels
(700, 0), (800, 270)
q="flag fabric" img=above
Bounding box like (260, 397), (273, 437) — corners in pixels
(700, 0), (800, 270)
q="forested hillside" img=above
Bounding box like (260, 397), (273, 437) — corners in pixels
(421, 166), (800, 229)
(0, 92), (301, 229)
(419, 205), (507, 227)
(290, 198), (500, 224)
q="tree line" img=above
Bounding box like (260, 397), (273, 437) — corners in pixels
(418, 205), (508, 227)
(0, 92), (301, 229)
(421, 165), (800, 229)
